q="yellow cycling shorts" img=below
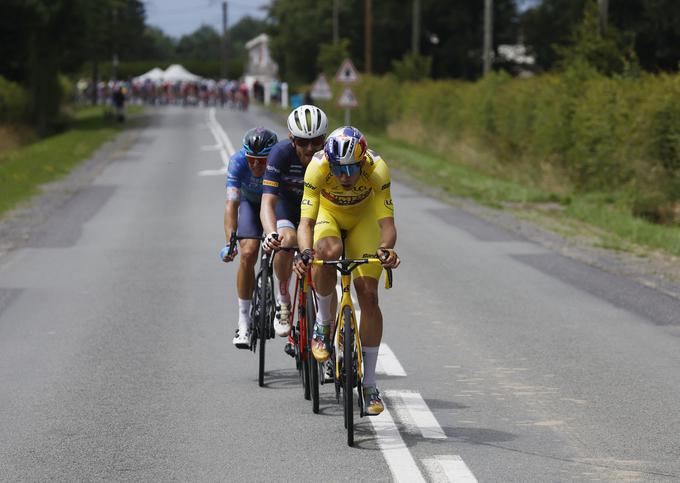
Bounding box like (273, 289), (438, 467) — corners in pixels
(313, 200), (382, 280)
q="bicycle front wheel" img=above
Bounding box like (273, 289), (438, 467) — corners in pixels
(307, 289), (319, 414)
(257, 261), (270, 387)
(343, 306), (354, 447)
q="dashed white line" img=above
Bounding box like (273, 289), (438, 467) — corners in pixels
(377, 343), (407, 377)
(199, 108), (234, 176)
(386, 390), (446, 439)
(423, 456), (478, 483)
(369, 408), (427, 483)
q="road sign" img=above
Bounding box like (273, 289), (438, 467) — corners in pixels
(337, 87), (358, 108)
(335, 59), (359, 84)
(310, 73), (332, 101)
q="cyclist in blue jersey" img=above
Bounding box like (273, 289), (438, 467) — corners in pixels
(260, 105), (328, 337)
(221, 127), (278, 348)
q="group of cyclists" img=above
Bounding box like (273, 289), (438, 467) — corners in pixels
(220, 105), (400, 416)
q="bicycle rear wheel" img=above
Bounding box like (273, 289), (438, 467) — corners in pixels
(307, 289), (319, 414)
(257, 259), (270, 387)
(343, 306), (354, 447)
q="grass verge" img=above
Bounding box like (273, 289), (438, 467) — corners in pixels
(0, 105), (142, 217)
(364, 128), (680, 258)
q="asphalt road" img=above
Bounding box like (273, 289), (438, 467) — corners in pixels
(1, 105), (679, 482)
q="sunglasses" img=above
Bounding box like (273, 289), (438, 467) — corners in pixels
(294, 135), (325, 148)
(330, 163), (362, 177)
(246, 155), (267, 166)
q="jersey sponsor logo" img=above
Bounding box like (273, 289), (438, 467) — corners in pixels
(321, 188), (371, 206)
(263, 179), (279, 187)
(266, 165), (280, 173)
(315, 220), (330, 225)
(304, 181), (317, 190)
(381, 182), (391, 191)
(301, 198), (313, 206)
(384, 198), (394, 209)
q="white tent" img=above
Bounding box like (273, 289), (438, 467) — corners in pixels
(133, 67), (164, 83)
(163, 64), (201, 82)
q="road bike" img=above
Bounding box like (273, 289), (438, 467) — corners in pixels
(288, 269), (328, 414)
(227, 233), (293, 387)
(310, 255), (392, 446)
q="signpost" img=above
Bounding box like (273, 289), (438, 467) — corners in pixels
(310, 74), (332, 101)
(334, 59), (359, 124)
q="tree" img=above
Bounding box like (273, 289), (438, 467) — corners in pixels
(175, 25), (222, 61)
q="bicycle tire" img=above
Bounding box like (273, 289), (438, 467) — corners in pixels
(257, 256), (269, 387)
(307, 288), (319, 413)
(343, 306), (354, 447)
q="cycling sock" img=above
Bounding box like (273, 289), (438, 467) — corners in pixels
(238, 298), (251, 328)
(316, 292), (333, 326)
(362, 346), (379, 387)
(274, 275), (291, 306)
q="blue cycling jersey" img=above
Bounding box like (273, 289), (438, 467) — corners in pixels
(262, 140), (305, 202)
(225, 149), (263, 204)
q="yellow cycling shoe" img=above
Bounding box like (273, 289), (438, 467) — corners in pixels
(363, 386), (384, 416)
(311, 323), (331, 362)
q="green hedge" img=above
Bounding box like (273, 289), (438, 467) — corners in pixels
(0, 76), (30, 124)
(318, 70), (680, 223)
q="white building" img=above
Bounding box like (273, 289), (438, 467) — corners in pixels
(243, 34), (280, 105)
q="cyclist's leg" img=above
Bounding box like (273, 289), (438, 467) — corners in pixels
(346, 210), (384, 414)
(233, 200), (261, 347)
(272, 197), (300, 336)
(310, 207), (343, 361)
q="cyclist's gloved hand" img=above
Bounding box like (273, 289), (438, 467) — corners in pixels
(263, 232), (280, 252)
(377, 247), (400, 269)
(220, 244), (237, 262)
(293, 248), (314, 277)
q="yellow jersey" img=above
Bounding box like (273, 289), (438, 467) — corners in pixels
(300, 149), (394, 221)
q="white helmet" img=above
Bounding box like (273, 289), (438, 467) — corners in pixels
(287, 105), (328, 139)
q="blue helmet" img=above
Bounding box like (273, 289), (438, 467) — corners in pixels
(242, 127), (278, 156)
(324, 126), (367, 165)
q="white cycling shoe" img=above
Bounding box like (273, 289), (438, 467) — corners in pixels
(232, 326), (252, 349)
(273, 303), (291, 337)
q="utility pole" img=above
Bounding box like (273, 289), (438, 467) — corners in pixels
(222, 1), (228, 78)
(598, 0), (609, 35)
(412, 0), (420, 55)
(364, 0), (372, 74)
(483, 0), (493, 75)
(333, 0), (339, 44)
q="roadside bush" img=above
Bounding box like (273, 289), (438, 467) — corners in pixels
(0, 76), (30, 124)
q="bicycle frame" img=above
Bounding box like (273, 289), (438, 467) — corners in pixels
(310, 258), (392, 388)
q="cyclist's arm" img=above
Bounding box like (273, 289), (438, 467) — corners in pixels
(297, 160), (323, 254)
(224, 188), (240, 241)
(297, 217), (315, 253)
(260, 151), (283, 235)
(224, 153), (243, 241)
(260, 193), (278, 235)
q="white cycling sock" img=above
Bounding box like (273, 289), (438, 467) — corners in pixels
(315, 292), (333, 326)
(362, 346), (379, 388)
(274, 274), (291, 306)
(238, 298), (251, 329)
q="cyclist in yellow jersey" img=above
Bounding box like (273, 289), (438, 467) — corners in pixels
(293, 126), (400, 415)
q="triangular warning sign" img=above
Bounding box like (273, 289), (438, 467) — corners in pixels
(335, 59), (359, 84)
(336, 87), (358, 108)
(310, 74), (332, 100)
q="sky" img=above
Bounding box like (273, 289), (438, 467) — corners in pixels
(144, 0), (271, 38)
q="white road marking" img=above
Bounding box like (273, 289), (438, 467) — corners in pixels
(377, 344), (407, 377)
(423, 456), (478, 482)
(198, 167), (228, 177)
(208, 108), (236, 156)
(199, 109), (235, 176)
(369, 409), (427, 483)
(386, 390), (446, 439)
